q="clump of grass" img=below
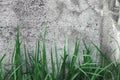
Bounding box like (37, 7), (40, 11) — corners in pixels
(0, 27), (120, 80)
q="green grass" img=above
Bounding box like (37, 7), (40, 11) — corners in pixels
(0, 28), (120, 80)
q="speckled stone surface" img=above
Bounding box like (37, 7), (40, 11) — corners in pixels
(0, 0), (101, 64)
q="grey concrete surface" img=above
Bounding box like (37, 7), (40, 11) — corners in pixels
(0, 0), (119, 64)
(101, 0), (120, 62)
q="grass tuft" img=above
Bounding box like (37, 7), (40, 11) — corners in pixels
(0, 27), (120, 80)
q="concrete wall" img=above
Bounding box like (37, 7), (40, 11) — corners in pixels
(101, 0), (120, 62)
(0, 0), (119, 63)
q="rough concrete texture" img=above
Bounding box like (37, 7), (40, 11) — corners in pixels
(100, 0), (120, 62)
(1, 0), (118, 64)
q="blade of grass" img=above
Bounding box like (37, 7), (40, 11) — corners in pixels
(92, 42), (111, 63)
(50, 48), (55, 79)
(0, 54), (6, 80)
(12, 26), (23, 80)
(59, 40), (68, 79)
(70, 72), (79, 80)
(54, 44), (59, 79)
(8, 63), (23, 80)
(70, 39), (80, 73)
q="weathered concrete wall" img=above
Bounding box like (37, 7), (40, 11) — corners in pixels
(100, 0), (120, 62)
(1, 0), (119, 63)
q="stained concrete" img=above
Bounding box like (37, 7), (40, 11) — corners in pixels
(0, 0), (118, 64)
